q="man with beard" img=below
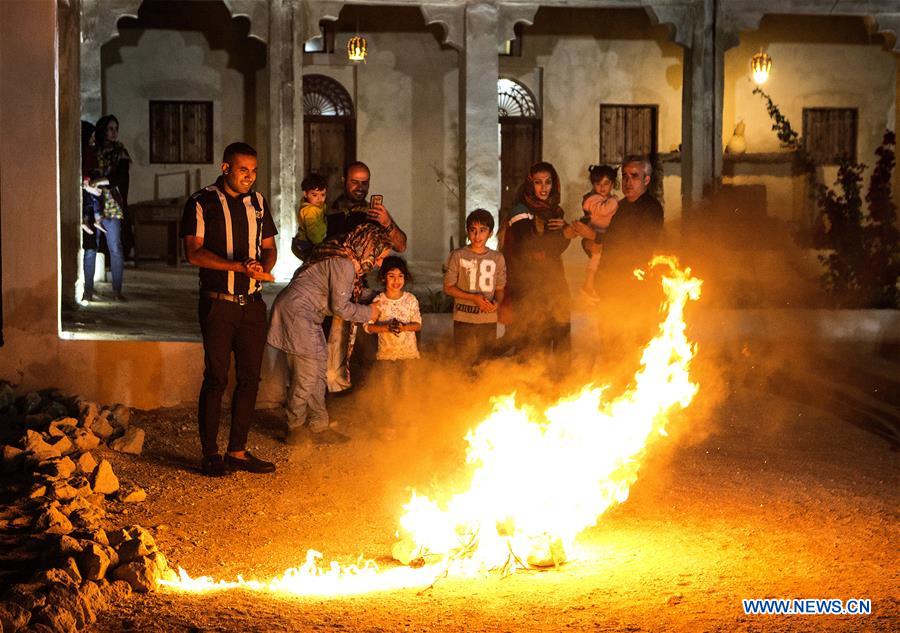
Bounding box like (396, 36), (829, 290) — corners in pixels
(325, 161), (407, 251)
(181, 142), (278, 476)
(323, 162), (407, 394)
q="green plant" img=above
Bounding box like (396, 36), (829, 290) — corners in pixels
(752, 89), (900, 307)
(816, 131), (900, 308)
(752, 87), (801, 149)
(419, 288), (453, 314)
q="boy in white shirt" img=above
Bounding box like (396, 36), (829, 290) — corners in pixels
(443, 209), (507, 363)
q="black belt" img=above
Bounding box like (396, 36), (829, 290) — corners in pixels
(202, 291), (263, 305)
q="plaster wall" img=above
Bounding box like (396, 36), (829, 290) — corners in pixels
(102, 29), (259, 203)
(511, 18), (685, 224)
(355, 30), (459, 263)
(303, 30), (458, 263)
(723, 26), (897, 225)
(0, 1), (204, 409)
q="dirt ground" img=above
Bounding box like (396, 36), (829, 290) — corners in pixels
(84, 340), (899, 633)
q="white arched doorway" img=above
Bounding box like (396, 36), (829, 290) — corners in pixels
(498, 78), (542, 216)
(303, 74), (356, 198)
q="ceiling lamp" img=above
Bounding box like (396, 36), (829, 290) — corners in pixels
(751, 51), (772, 85)
(347, 35), (367, 62)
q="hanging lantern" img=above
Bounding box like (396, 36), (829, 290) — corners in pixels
(750, 51), (772, 85)
(347, 35), (367, 62)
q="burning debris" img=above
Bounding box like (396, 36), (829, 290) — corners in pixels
(163, 256), (702, 597)
(0, 386), (168, 632)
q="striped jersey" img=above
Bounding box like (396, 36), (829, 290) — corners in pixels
(180, 177), (278, 295)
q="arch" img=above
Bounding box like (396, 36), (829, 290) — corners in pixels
(302, 74), (355, 117)
(498, 78), (539, 119)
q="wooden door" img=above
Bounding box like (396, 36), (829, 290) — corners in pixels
(500, 118), (541, 218)
(304, 116), (355, 197)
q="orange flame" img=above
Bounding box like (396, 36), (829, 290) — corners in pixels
(160, 255), (701, 595)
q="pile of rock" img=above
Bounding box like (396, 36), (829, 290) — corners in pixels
(0, 383), (175, 632)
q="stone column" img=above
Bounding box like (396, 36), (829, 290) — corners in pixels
(59, 0), (82, 307)
(268, 0), (305, 277)
(461, 1), (501, 232)
(679, 0), (719, 220)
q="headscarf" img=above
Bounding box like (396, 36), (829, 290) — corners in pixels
(517, 161), (563, 220)
(300, 223), (392, 279)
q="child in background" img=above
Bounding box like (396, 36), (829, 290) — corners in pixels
(364, 256), (421, 406)
(292, 173), (328, 261)
(444, 208), (507, 363)
(580, 164), (619, 299)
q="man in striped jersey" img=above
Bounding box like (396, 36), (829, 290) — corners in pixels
(181, 142), (278, 477)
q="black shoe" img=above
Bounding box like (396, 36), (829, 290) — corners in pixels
(224, 452), (276, 474)
(311, 429), (350, 445)
(200, 454), (228, 477)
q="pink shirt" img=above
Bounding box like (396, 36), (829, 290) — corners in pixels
(582, 193), (619, 229)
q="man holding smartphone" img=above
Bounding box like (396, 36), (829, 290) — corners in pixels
(322, 161), (406, 394)
(325, 161), (406, 252)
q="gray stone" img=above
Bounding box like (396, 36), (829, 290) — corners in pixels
(90, 459), (118, 495)
(117, 481), (146, 503)
(109, 404), (131, 428)
(77, 542), (117, 581)
(39, 456), (76, 480)
(107, 525), (156, 550)
(32, 603), (77, 633)
(0, 601), (31, 631)
(110, 550), (173, 592)
(75, 451), (97, 474)
(47, 434), (73, 456)
(45, 401), (70, 421)
(102, 579), (132, 602)
(85, 528), (109, 546)
(49, 480), (78, 502)
(78, 400), (99, 430)
(22, 391), (42, 414)
(0, 381), (15, 410)
(62, 556), (81, 584)
(108, 427), (144, 455)
(35, 505), (73, 535)
(44, 585), (94, 630)
(23, 430), (60, 462)
(7, 582), (47, 611)
(57, 535), (83, 556)
(38, 567), (79, 590)
(47, 417), (78, 437)
(79, 580), (108, 615)
(87, 413), (114, 439)
(2, 444), (25, 471)
(69, 508), (104, 531)
(115, 538), (150, 563)
(71, 428), (100, 452)
(69, 474), (93, 498)
(85, 493), (106, 508)
(28, 483), (48, 499)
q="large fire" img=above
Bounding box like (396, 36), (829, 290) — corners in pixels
(159, 255), (702, 596)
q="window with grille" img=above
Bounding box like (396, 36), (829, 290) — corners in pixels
(149, 101), (213, 164)
(803, 108), (857, 164)
(599, 104), (658, 164)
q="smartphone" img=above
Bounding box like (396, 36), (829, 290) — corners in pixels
(370, 194), (384, 208)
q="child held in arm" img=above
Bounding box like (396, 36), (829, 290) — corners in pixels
(291, 173), (328, 261)
(580, 164), (619, 299)
(444, 209), (507, 363)
(364, 257), (421, 403)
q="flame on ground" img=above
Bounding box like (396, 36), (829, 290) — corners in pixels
(159, 255), (702, 596)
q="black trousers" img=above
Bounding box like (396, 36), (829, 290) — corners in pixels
(197, 297), (268, 456)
